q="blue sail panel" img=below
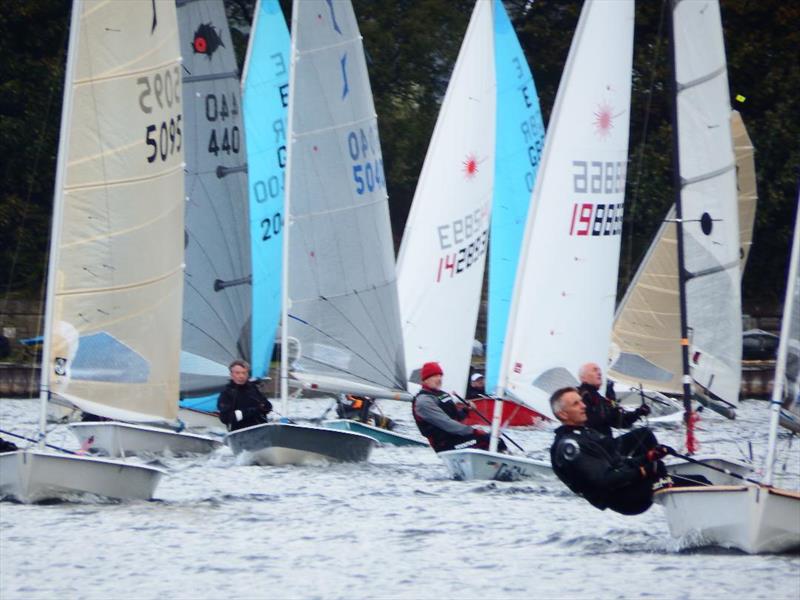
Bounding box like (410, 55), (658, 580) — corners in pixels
(242, 0), (291, 379)
(486, 0), (545, 393)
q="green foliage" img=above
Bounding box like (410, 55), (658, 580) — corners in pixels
(1, 0), (797, 317)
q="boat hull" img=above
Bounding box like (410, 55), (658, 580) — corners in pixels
(177, 406), (226, 432)
(666, 455), (753, 486)
(226, 423), (376, 466)
(438, 448), (553, 481)
(322, 419), (427, 447)
(461, 398), (545, 427)
(69, 422), (222, 457)
(0, 450), (164, 503)
(655, 484), (800, 554)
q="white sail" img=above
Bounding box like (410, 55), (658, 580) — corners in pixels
(283, 0), (408, 399)
(609, 110), (756, 396)
(777, 199), (800, 436)
(674, 0), (741, 406)
(498, 0), (635, 419)
(47, 0), (184, 423)
(396, 0), (496, 395)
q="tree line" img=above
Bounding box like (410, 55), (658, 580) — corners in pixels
(1, 0), (798, 316)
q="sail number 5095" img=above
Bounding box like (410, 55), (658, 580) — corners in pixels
(146, 116), (182, 163)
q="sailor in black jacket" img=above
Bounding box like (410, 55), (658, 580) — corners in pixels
(549, 387), (670, 515)
(217, 360), (273, 432)
(577, 362), (649, 437)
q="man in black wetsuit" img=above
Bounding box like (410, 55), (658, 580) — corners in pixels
(577, 362), (649, 437)
(217, 360), (273, 432)
(412, 362), (496, 453)
(549, 387), (671, 515)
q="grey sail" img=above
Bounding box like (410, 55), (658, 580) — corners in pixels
(286, 0), (407, 398)
(177, 0), (251, 395)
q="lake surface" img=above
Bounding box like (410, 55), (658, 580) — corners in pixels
(1, 396), (799, 599)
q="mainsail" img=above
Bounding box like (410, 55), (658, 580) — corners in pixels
(47, 0), (184, 422)
(283, 0), (407, 398)
(396, 0), (496, 395)
(672, 0), (741, 406)
(609, 110), (755, 399)
(242, 0), (290, 381)
(486, 0), (545, 394)
(498, 0), (635, 419)
(177, 0), (251, 395)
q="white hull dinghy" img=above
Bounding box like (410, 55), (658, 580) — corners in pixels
(226, 423), (376, 466)
(655, 0), (800, 553)
(438, 449), (552, 482)
(68, 422), (222, 458)
(0, 450), (164, 503)
(655, 485), (800, 554)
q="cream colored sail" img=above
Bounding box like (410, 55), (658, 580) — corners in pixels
(609, 110), (755, 398)
(732, 110), (757, 271)
(47, 0), (184, 422)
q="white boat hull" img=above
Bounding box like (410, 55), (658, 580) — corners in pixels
(69, 422), (222, 457)
(655, 484), (800, 553)
(322, 419), (427, 447)
(438, 448), (553, 482)
(666, 455), (753, 486)
(0, 450), (165, 503)
(226, 422), (376, 466)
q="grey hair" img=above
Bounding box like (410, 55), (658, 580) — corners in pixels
(228, 359), (251, 372)
(549, 387), (579, 418)
(577, 362), (598, 382)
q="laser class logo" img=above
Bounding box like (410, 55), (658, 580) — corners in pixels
(462, 153), (479, 179)
(192, 23), (224, 59)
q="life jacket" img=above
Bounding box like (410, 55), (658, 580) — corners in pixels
(412, 387), (461, 438)
(346, 395), (365, 410)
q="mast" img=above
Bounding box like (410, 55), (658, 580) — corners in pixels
(667, 0), (698, 454)
(764, 196), (800, 485)
(37, 0), (82, 446)
(280, 0), (300, 415)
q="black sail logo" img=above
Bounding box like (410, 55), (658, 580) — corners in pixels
(192, 23), (224, 59)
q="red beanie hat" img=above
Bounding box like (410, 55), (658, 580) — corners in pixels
(421, 361), (443, 381)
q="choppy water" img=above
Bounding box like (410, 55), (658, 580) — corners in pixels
(1, 397), (799, 599)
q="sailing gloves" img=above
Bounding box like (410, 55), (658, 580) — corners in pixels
(635, 404), (652, 418)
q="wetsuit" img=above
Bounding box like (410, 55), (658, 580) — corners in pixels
(578, 382), (644, 437)
(217, 380), (273, 432)
(412, 386), (489, 452)
(550, 425), (666, 515)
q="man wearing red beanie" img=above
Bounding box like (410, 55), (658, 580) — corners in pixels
(412, 361), (492, 452)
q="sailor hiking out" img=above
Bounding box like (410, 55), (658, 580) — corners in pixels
(412, 362), (502, 453)
(549, 387), (671, 515)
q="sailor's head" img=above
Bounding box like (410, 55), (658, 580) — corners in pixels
(420, 361), (443, 389)
(578, 362), (603, 387)
(470, 372), (485, 390)
(550, 387), (586, 426)
(229, 359), (251, 385)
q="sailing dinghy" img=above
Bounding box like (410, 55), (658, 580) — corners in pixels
(0, 0), (187, 501)
(70, 0), (257, 457)
(652, 0), (799, 553)
(440, 0), (636, 481)
(226, 0), (408, 464)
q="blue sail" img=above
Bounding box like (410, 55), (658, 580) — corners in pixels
(486, 0), (545, 394)
(242, 0), (291, 379)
